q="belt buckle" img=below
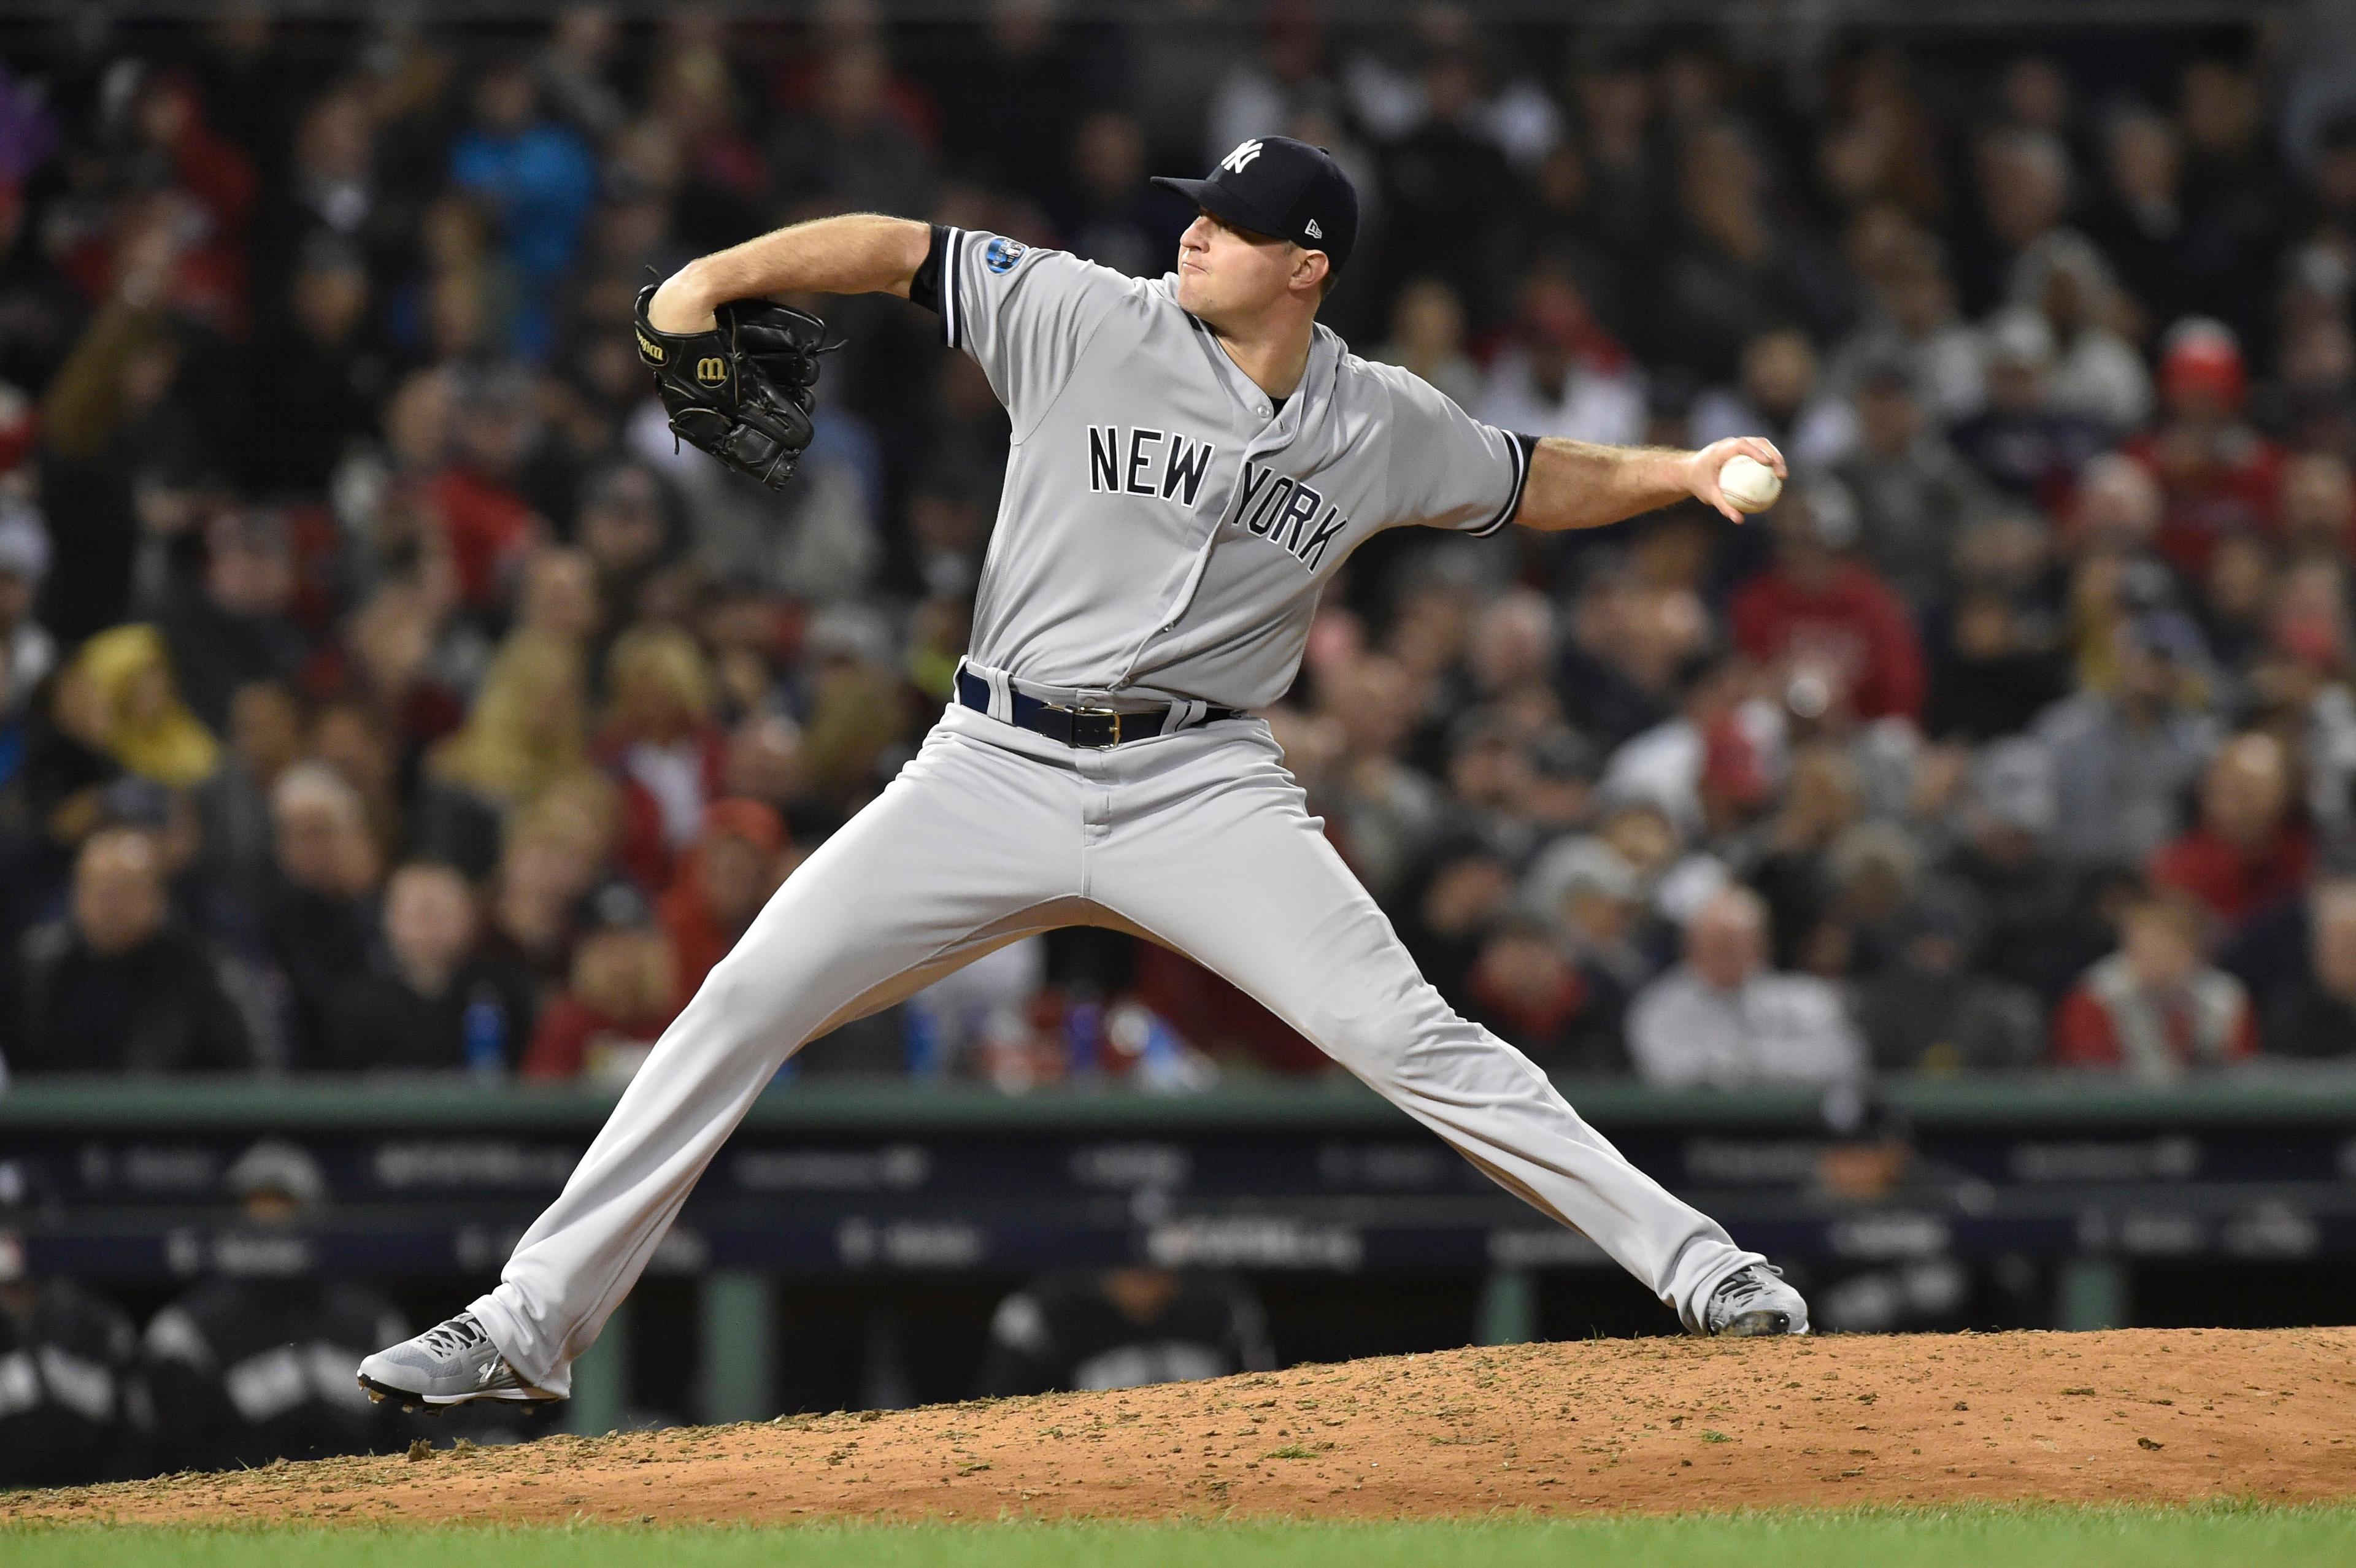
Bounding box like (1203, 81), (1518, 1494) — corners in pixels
(1062, 704), (1125, 749)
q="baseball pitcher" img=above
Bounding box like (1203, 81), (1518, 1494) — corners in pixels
(361, 136), (1804, 1412)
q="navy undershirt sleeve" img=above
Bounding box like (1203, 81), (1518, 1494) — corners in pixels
(1506, 431), (1541, 524)
(907, 223), (951, 315)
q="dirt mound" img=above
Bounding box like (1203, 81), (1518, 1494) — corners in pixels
(10, 1327), (2354, 1525)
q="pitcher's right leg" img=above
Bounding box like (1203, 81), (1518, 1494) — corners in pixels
(459, 718), (1088, 1394)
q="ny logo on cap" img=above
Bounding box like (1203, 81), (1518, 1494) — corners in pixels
(1220, 139), (1265, 174)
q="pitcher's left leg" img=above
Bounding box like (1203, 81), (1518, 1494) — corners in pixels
(1096, 730), (1763, 1331)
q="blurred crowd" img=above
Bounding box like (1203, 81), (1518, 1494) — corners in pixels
(3, 4), (2356, 1091)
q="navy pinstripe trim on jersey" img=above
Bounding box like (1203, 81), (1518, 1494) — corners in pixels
(941, 228), (965, 349)
(1467, 429), (1534, 537)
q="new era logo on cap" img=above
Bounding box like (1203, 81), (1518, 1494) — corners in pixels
(1152, 134), (1359, 277)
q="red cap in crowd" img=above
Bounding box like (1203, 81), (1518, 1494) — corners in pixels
(2160, 318), (2247, 412)
(700, 797), (785, 856)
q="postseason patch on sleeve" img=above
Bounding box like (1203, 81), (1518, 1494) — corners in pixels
(984, 236), (1030, 275)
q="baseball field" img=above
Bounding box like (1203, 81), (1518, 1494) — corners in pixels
(7, 1326), (2353, 1563)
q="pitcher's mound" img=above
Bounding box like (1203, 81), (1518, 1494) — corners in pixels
(10, 1327), (2354, 1524)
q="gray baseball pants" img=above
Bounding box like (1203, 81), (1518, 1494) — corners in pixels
(470, 701), (1763, 1392)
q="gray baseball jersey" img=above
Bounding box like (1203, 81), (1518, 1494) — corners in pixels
(937, 228), (1530, 712)
(456, 231), (1775, 1394)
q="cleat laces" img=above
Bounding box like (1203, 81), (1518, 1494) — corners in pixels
(1709, 1264), (1797, 1332)
(1714, 1264), (1786, 1311)
(416, 1315), (491, 1361)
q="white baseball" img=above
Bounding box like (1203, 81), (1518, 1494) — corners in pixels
(1717, 453), (1783, 513)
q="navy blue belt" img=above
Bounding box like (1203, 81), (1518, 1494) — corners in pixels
(955, 669), (1244, 748)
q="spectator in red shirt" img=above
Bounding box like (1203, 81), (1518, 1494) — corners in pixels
(2149, 731), (2313, 929)
(520, 882), (678, 1083)
(133, 71), (255, 239)
(1465, 915), (1598, 1066)
(423, 367), (545, 609)
(598, 626), (728, 891)
(2121, 318), (2285, 578)
(116, 70), (256, 333)
(2052, 892), (2257, 1077)
(656, 797), (788, 1007)
(1728, 477), (1927, 723)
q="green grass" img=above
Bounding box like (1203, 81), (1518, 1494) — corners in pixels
(6, 1503), (2352, 1567)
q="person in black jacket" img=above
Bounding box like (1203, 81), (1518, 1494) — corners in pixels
(139, 1141), (414, 1472)
(0, 1271), (153, 1486)
(3, 827), (257, 1075)
(0, 1159), (155, 1486)
(976, 1267), (1274, 1397)
(1854, 888), (2046, 1074)
(1934, 739), (2111, 1005)
(256, 762), (380, 1069)
(153, 509), (311, 735)
(237, 236), (391, 498)
(2260, 879), (2356, 1061)
(329, 861), (537, 1073)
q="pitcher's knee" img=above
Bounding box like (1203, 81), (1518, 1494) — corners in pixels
(1307, 987), (1471, 1087)
(676, 961), (804, 1053)
(1316, 1019), (1404, 1081)
(678, 951), (756, 1017)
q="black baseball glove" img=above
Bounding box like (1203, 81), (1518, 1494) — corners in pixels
(633, 284), (833, 490)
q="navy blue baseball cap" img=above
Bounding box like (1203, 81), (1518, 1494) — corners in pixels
(1153, 135), (1359, 277)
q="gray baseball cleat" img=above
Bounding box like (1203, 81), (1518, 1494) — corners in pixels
(357, 1312), (563, 1412)
(1703, 1263), (1811, 1337)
